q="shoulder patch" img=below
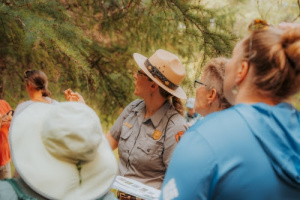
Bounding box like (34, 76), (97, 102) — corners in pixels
(162, 178), (179, 200)
(175, 131), (184, 143)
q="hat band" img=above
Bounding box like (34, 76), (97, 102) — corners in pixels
(144, 59), (179, 90)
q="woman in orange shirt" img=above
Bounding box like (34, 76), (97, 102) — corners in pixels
(0, 99), (13, 179)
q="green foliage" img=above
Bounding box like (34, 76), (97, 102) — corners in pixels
(4, 0), (298, 126)
(0, 0), (238, 124)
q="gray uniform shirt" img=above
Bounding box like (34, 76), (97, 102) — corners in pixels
(110, 99), (187, 189)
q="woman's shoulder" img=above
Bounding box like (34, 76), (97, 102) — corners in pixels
(44, 97), (59, 105)
(14, 101), (33, 117)
(0, 99), (11, 113)
(127, 99), (144, 110)
(189, 107), (241, 133)
(0, 99), (9, 106)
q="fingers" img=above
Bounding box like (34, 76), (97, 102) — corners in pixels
(64, 89), (73, 101)
(72, 92), (86, 104)
(64, 89), (85, 104)
(1, 115), (12, 125)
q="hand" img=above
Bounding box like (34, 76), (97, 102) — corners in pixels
(64, 89), (73, 101)
(1, 111), (13, 126)
(64, 89), (85, 104)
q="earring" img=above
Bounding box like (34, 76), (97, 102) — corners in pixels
(232, 85), (238, 95)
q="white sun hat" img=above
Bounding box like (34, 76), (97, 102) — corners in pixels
(9, 102), (118, 200)
(133, 49), (187, 99)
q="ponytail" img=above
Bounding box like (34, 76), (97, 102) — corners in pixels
(41, 87), (51, 97)
(25, 70), (51, 97)
(159, 87), (184, 116)
(171, 96), (184, 116)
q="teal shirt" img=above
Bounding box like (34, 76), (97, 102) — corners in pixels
(161, 103), (300, 200)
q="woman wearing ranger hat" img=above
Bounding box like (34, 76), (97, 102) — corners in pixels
(106, 49), (188, 195)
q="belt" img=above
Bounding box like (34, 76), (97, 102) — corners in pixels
(117, 191), (143, 200)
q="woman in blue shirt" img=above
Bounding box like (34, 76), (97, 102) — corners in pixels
(160, 21), (300, 200)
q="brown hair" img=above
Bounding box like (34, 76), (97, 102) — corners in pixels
(242, 27), (300, 101)
(159, 87), (184, 116)
(24, 70), (51, 97)
(202, 57), (232, 109)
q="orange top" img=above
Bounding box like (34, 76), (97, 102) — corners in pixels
(0, 99), (12, 166)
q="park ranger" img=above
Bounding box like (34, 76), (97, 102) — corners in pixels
(105, 49), (188, 199)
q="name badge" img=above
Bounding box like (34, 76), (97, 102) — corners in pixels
(123, 122), (133, 128)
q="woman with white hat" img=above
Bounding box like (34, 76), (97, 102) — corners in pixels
(0, 102), (118, 200)
(105, 49), (188, 198)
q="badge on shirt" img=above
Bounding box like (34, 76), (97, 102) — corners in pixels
(152, 129), (162, 140)
(123, 122), (133, 128)
(175, 131), (185, 143)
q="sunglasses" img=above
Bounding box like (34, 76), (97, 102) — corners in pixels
(194, 80), (207, 88)
(24, 69), (35, 79)
(137, 69), (148, 77)
(247, 19), (270, 60)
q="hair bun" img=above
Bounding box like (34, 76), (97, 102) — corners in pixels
(281, 27), (300, 73)
(36, 85), (45, 90)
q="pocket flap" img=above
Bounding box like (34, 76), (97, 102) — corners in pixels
(120, 125), (133, 140)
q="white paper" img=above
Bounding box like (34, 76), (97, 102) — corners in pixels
(112, 176), (161, 200)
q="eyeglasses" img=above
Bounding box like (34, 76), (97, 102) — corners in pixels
(247, 19), (270, 60)
(137, 70), (148, 77)
(24, 69), (35, 79)
(194, 80), (207, 88)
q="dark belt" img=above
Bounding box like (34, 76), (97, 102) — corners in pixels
(117, 191), (142, 200)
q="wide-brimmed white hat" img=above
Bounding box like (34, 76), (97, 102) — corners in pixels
(10, 102), (118, 200)
(133, 49), (187, 99)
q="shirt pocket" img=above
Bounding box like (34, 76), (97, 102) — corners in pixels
(139, 140), (163, 156)
(120, 125), (132, 140)
(118, 126), (134, 159)
(136, 139), (165, 171)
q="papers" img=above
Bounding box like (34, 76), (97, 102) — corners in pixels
(112, 176), (161, 200)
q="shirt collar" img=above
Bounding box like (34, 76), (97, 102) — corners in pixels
(149, 101), (172, 128)
(132, 100), (172, 128)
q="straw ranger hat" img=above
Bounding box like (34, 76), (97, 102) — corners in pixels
(133, 49), (187, 99)
(10, 102), (118, 200)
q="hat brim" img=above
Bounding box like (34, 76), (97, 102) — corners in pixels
(133, 53), (187, 99)
(10, 103), (117, 200)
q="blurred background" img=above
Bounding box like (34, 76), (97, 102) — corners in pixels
(1, 0), (299, 131)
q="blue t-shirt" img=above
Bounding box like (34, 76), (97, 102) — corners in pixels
(160, 103), (300, 200)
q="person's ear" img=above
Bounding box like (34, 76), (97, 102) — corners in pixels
(235, 61), (249, 85)
(150, 82), (158, 89)
(207, 88), (218, 104)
